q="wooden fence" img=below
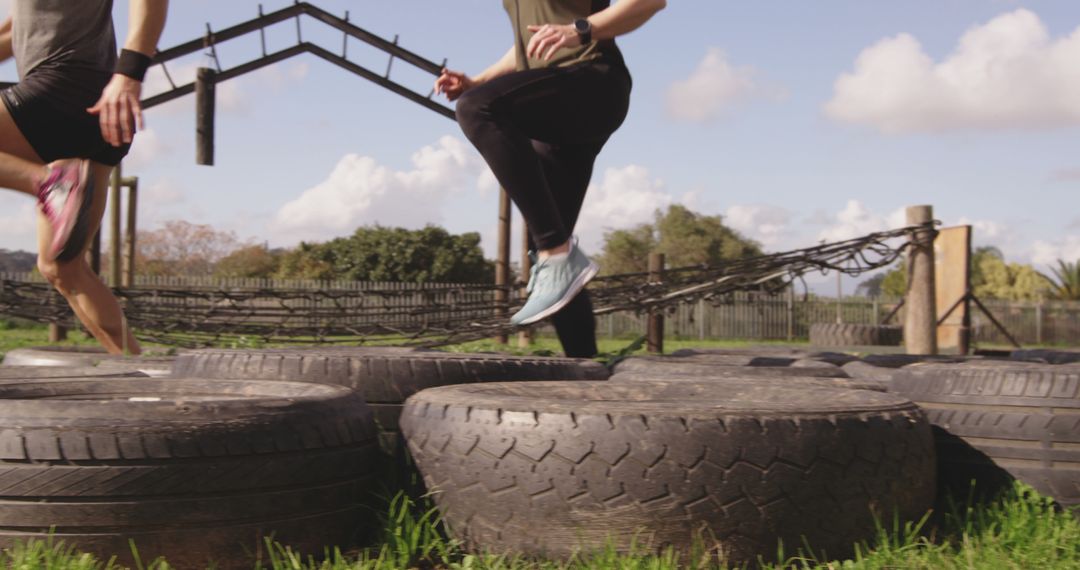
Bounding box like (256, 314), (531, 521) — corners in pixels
(4, 272), (1080, 346)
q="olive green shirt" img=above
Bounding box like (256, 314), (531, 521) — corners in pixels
(502, 0), (622, 71)
(12, 0), (117, 78)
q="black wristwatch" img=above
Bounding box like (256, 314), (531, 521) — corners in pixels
(574, 18), (592, 45)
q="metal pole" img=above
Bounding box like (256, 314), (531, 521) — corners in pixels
(494, 189), (510, 344)
(905, 205), (938, 355)
(647, 252), (665, 354)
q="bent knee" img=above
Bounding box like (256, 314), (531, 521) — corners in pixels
(454, 89), (496, 138)
(37, 256), (82, 291)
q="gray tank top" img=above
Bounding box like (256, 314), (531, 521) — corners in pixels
(12, 0), (117, 79)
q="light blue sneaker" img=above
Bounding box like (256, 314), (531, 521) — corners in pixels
(511, 241), (599, 326)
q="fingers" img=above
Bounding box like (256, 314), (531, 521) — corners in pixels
(118, 94), (132, 144)
(543, 37), (567, 61)
(526, 25), (569, 61)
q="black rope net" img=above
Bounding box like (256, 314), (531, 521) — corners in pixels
(0, 224), (928, 347)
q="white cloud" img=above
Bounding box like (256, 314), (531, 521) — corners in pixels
(270, 136), (485, 244)
(825, 9), (1080, 133)
(1050, 168), (1080, 183)
(143, 60), (306, 116)
(1031, 236), (1080, 267)
(816, 200), (906, 243)
(124, 129), (171, 170)
(666, 48), (773, 122)
(574, 165), (686, 253)
(723, 204), (793, 249)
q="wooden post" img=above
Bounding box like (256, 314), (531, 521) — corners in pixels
(1035, 302), (1044, 346)
(123, 177), (138, 287)
(196, 67), (216, 166)
(905, 205), (938, 355)
(48, 323), (67, 342)
(787, 285), (795, 341)
(518, 222), (533, 348)
(835, 271), (842, 324)
(494, 189), (511, 344)
(109, 165), (122, 286)
(647, 252), (665, 353)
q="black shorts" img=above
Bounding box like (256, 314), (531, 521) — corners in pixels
(1, 65), (130, 166)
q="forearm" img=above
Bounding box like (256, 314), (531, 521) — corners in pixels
(123, 0), (168, 57)
(474, 46), (517, 84)
(0, 17), (12, 63)
(588, 0), (666, 41)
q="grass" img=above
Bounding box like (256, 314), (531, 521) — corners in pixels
(2, 482), (1078, 569)
(2, 323), (1078, 568)
(0, 319), (99, 362)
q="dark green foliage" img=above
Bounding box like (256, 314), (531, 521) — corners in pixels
(597, 205), (762, 275)
(1042, 259), (1080, 301)
(276, 225), (494, 283)
(213, 245), (283, 278)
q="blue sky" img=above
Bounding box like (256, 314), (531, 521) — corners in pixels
(2, 1), (1079, 291)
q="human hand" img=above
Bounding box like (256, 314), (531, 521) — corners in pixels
(87, 74), (144, 147)
(434, 68), (475, 102)
(526, 24), (581, 61)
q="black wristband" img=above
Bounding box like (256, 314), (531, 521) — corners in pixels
(115, 49), (152, 82)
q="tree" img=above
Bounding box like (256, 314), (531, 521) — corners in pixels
(873, 245), (1049, 301)
(854, 273), (885, 297)
(276, 225), (494, 283)
(136, 221), (241, 277)
(975, 253), (1049, 301)
(596, 205), (762, 275)
(213, 245), (282, 278)
(1041, 259), (1080, 301)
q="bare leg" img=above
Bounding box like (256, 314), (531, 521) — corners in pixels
(36, 163), (141, 355)
(0, 106), (49, 195)
(0, 103), (139, 355)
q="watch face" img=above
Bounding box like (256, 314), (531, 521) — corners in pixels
(575, 19), (590, 33)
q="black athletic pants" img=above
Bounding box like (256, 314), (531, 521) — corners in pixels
(455, 58), (632, 358)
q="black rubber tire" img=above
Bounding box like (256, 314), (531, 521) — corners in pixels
(809, 323), (903, 347)
(669, 347), (858, 366)
(841, 361), (903, 385)
(173, 347), (610, 404)
(0, 366), (146, 379)
(612, 356), (849, 379)
(1, 346), (179, 368)
(609, 371), (887, 392)
(890, 363), (1080, 507)
(94, 356), (177, 378)
(401, 380), (934, 565)
(1010, 349), (1080, 365)
(859, 354), (976, 369)
(1, 346), (109, 367)
(0, 377), (380, 569)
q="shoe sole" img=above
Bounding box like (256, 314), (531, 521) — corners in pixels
(515, 259), (599, 326)
(53, 161), (94, 262)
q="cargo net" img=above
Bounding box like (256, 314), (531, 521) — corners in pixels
(0, 224), (928, 347)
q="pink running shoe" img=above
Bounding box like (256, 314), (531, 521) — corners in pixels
(37, 159), (95, 262)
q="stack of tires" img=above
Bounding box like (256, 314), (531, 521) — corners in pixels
(1, 345), (180, 377)
(0, 344), (609, 567)
(889, 351), (1080, 510)
(400, 348), (937, 566)
(809, 323), (903, 347)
